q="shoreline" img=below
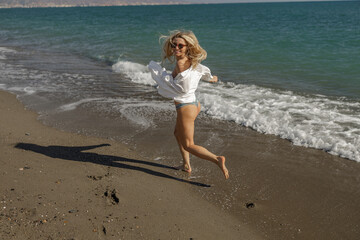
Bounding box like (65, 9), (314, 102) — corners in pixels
(0, 90), (260, 239)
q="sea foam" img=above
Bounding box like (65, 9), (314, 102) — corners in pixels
(112, 60), (155, 86)
(0, 47), (16, 60)
(198, 82), (360, 162)
(112, 60), (360, 162)
(58, 98), (105, 111)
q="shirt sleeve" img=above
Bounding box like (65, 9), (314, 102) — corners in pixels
(148, 61), (164, 84)
(198, 64), (213, 82)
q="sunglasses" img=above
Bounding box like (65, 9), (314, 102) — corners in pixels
(170, 43), (187, 49)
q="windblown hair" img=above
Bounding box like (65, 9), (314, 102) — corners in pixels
(160, 30), (207, 68)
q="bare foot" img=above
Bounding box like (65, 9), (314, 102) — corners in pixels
(175, 163), (192, 173)
(217, 156), (229, 179)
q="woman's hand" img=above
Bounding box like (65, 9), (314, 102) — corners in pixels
(209, 76), (218, 83)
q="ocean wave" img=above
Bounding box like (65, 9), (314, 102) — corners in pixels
(112, 60), (360, 162)
(198, 82), (360, 162)
(112, 60), (155, 86)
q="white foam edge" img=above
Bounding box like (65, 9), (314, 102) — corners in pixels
(115, 98), (173, 128)
(6, 86), (38, 95)
(112, 60), (156, 86)
(0, 47), (17, 60)
(197, 81), (360, 162)
(0, 47), (16, 53)
(58, 98), (105, 111)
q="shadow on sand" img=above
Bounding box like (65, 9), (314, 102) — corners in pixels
(15, 143), (210, 187)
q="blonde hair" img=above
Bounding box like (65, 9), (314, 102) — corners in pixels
(160, 30), (207, 68)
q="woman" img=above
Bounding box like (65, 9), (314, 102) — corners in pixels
(148, 30), (229, 179)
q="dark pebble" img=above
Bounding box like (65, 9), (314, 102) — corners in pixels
(68, 209), (79, 213)
(245, 202), (255, 209)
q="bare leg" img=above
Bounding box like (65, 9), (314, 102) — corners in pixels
(175, 103), (229, 179)
(174, 120), (192, 173)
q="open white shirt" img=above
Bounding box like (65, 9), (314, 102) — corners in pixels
(148, 60), (213, 103)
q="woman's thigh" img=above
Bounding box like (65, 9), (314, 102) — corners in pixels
(175, 105), (199, 145)
(176, 102), (200, 121)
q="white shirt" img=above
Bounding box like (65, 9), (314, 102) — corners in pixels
(148, 60), (213, 103)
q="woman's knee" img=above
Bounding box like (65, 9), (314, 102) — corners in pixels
(183, 145), (191, 152)
(182, 141), (194, 152)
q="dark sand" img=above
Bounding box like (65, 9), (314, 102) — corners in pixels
(0, 90), (260, 239)
(1, 89), (360, 240)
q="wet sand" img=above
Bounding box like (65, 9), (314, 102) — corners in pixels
(1, 89), (360, 239)
(0, 90), (260, 239)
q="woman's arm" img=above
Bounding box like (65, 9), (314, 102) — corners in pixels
(201, 75), (218, 83)
(198, 64), (218, 83)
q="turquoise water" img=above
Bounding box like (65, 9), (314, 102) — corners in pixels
(0, 1), (359, 162)
(1, 1), (359, 98)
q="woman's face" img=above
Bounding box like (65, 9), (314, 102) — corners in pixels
(171, 37), (188, 59)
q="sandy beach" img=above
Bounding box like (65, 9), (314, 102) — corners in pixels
(1, 87), (360, 240)
(0, 90), (261, 239)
